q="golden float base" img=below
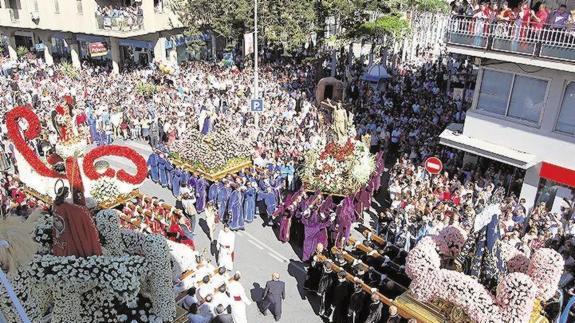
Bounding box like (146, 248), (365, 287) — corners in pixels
(169, 157), (252, 182)
(394, 292), (549, 323)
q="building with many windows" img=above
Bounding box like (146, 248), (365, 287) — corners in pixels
(0, 0), (197, 72)
(440, 12), (575, 213)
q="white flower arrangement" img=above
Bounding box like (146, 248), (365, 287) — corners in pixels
(170, 127), (252, 172)
(90, 178), (121, 204)
(0, 209), (177, 323)
(54, 139), (88, 159)
(95, 209), (176, 321)
(301, 138), (375, 195)
(405, 226), (564, 322)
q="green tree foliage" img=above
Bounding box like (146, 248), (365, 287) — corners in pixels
(411, 0), (449, 13)
(172, 0), (316, 50)
(355, 14), (410, 40)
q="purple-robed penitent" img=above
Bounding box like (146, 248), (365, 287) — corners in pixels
(195, 178), (208, 212)
(147, 153), (160, 183)
(319, 195), (335, 216)
(334, 196), (355, 248)
(301, 209), (330, 261)
(229, 189), (244, 229)
(157, 157), (173, 188)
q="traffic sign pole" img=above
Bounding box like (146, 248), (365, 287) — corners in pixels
(424, 156), (443, 175)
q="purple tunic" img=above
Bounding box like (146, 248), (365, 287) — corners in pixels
(301, 209), (330, 261)
(195, 178), (208, 213)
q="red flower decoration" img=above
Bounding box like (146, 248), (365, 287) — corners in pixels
(55, 105), (65, 115)
(64, 95), (74, 106)
(83, 145), (147, 185)
(6, 106), (64, 179)
(66, 157), (85, 192)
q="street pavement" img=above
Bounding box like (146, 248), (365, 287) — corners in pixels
(104, 139), (328, 323)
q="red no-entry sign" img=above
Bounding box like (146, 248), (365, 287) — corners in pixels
(425, 157), (443, 175)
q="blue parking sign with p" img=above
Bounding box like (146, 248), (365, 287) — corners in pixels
(251, 99), (263, 112)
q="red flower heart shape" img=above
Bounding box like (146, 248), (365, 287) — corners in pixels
(83, 145), (147, 185)
(6, 106), (64, 179)
(7, 106), (147, 188)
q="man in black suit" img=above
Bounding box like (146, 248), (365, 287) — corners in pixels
(259, 272), (286, 321)
(209, 304), (234, 323)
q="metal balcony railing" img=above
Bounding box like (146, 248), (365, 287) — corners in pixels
(95, 12), (143, 32)
(446, 15), (575, 62)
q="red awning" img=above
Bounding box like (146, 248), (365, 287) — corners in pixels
(540, 162), (575, 188)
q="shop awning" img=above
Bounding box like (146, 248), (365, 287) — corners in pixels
(118, 39), (153, 49)
(439, 123), (536, 169)
(76, 35), (106, 43)
(540, 162), (575, 188)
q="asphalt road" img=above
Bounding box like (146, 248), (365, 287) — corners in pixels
(104, 139), (328, 323)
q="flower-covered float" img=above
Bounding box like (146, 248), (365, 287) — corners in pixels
(301, 137), (375, 195)
(0, 104), (200, 322)
(168, 127), (252, 181)
(6, 104), (147, 205)
(0, 207), (207, 322)
(402, 195), (563, 323)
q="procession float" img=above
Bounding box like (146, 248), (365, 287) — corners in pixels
(0, 104), (207, 323)
(168, 127), (252, 181)
(301, 135), (375, 196)
(398, 190), (559, 323)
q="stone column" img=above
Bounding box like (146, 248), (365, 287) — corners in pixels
(110, 37), (121, 74)
(519, 164), (541, 208)
(153, 36), (167, 64)
(7, 33), (17, 60)
(70, 43), (81, 69)
(65, 37), (81, 69)
(39, 33), (54, 66)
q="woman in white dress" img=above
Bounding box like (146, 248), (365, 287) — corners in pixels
(228, 272), (251, 323)
(216, 225), (235, 271)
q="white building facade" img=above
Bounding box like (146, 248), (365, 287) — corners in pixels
(441, 15), (575, 213)
(0, 0), (193, 72)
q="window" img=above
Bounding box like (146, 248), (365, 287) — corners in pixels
(76, 0), (83, 14)
(476, 69), (548, 124)
(556, 82), (575, 135)
(477, 70), (512, 116)
(54, 0), (59, 14)
(507, 76), (548, 123)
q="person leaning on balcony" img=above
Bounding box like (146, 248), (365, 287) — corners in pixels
(550, 4), (572, 30)
(531, 2), (550, 32)
(498, 1), (517, 22)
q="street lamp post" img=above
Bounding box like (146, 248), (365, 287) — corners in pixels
(253, 0), (260, 128)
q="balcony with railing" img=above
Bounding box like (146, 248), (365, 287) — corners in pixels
(446, 15), (575, 63)
(95, 6), (143, 32)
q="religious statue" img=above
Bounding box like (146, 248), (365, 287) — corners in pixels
(454, 188), (507, 292)
(51, 180), (102, 258)
(332, 102), (348, 143)
(51, 96), (80, 142)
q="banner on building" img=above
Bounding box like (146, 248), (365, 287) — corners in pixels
(89, 42), (108, 57)
(452, 88), (464, 101)
(244, 32), (254, 56)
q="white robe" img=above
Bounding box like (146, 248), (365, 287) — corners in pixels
(217, 230), (235, 271)
(228, 281), (251, 323)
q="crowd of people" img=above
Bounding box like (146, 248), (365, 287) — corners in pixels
(1, 28), (575, 320)
(451, 0), (573, 30)
(96, 4), (144, 31)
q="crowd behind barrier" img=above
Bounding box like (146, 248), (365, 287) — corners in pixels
(448, 0), (575, 59)
(95, 4), (144, 31)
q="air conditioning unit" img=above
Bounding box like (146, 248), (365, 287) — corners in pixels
(474, 57), (482, 66)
